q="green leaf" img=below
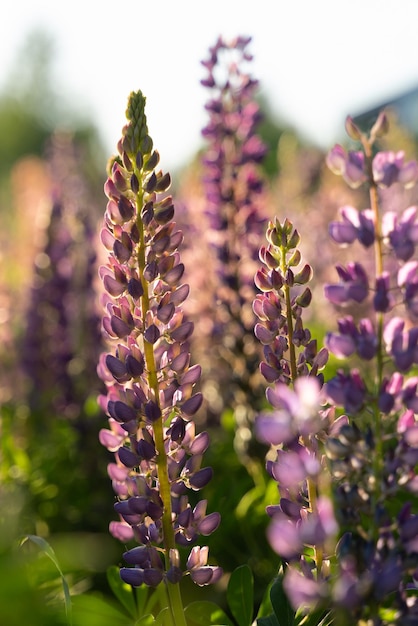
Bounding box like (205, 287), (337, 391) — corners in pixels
(256, 578), (280, 624)
(107, 565), (137, 618)
(185, 600), (234, 626)
(270, 576), (295, 626)
(227, 564), (254, 626)
(21, 534), (72, 626)
(71, 593), (133, 626)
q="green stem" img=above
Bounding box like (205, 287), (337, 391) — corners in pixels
(135, 185), (187, 626)
(363, 138), (384, 491)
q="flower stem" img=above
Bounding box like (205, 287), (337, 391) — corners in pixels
(135, 188), (187, 626)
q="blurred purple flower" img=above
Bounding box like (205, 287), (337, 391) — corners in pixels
(329, 205), (375, 248)
(398, 260), (418, 318)
(383, 317), (418, 371)
(283, 566), (327, 611)
(372, 151), (418, 188)
(326, 145), (367, 188)
(326, 316), (377, 360)
(323, 369), (366, 414)
(383, 205), (418, 261)
(373, 272), (394, 313)
(324, 262), (369, 305)
(256, 377), (322, 446)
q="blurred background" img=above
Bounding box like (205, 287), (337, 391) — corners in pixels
(2, 1), (418, 624)
(4, 0), (418, 171)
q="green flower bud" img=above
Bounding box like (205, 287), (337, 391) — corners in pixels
(345, 116), (362, 141)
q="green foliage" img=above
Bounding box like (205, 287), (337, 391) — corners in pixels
(0, 100), (50, 178)
(257, 95), (285, 179)
(184, 600), (234, 626)
(270, 576), (295, 626)
(107, 566), (138, 618)
(21, 535), (72, 625)
(255, 571), (334, 626)
(227, 564), (254, 626)
(72, 593), (135, 626)
(203, 408), (278, 603)
(256, 575), (294, 626)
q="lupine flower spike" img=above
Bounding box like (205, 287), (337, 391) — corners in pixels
(321, 112), (418, 624)
(200, 35), (268, 464)
(254, 217), (335, 616)
(257, 114), (418, 624)
(97, 91), (221, 623)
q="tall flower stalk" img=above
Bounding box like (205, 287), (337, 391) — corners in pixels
(254, 217), (334, 614)
(21, 132), (102, 422)
(255, 112), (418, 625)
(98, 91), (221, 624)
(200, 35), (268, 465)
(321, 112), (418, 623)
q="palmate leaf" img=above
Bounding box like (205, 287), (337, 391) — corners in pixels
(185, 600), (234, 626)
(227, 564), (254, 626)
(21, 534), (72, 626)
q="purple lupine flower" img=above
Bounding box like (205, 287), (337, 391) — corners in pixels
(378, 371), (403, 413)
(373, 272), (394, 313)
(256, 377), (323, 444)
(383, 317), (418, 371)
(323, 369), (366, 414)
(283, 565), (328, 612)
(398, 260), (418, 318)
(21, 132), (103, 420)
(253, 215), (337, 616)
(383, 205), (418, 261)
(324, 113), (418, 620)
(372, 150), (418, 188)
(198, 36), (268, 421)
(186, 546), (223, 586)
(97, 90), (221, 590)
(324, 262), (369, 306)
(326, 316), (378, 360)
(326, 144), (367, 188)
(253, 218), (328, 385)
(328, 205), (375, 247)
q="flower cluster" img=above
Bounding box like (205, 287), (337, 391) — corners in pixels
(97, 91), (221, 597)
(326, 114), (418, 191)
(199, 35), (268, 430)
(254, 217), (334, 609)
(21, 132), (102, 420)
(255, 113), (418, 624)
(253, 217), (328, 386)
(322, 114), (418, 623)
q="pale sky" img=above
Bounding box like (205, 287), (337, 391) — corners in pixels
(2, 0), (418, 170)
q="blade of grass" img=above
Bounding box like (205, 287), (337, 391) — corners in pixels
(21, 534), (72, 625)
